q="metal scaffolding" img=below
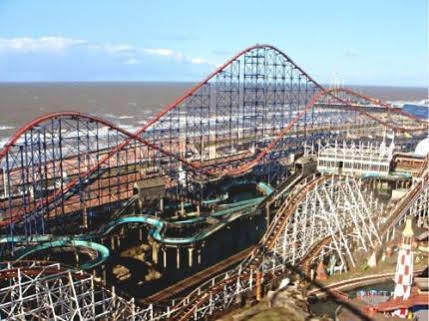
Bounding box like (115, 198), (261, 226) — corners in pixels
(385, 166), (429, 233)
(168, 175), (386, 321)
(0, 44), (427, 321)
(272, 175), (382, 269)
(1, 171), (427, 321)
(0, 45), (426, 246)
(0, 261), (157, 321)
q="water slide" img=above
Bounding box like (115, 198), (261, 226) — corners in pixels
(3, 182), (273, 269)
(15, 239), (110, 270)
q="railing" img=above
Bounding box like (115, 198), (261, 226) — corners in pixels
(166, 174), (329, 320)
(380, 161), (428, 238)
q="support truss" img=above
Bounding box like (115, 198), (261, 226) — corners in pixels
(168, 174), (384, 321)
(0, 261), (156, 320)
(271, 175), (381, 269)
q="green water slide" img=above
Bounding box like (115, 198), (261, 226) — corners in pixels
(4, 182), (273, 269)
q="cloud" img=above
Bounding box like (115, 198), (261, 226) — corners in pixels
(0, 36), (211, 66)
(0, 36), (87, 53)
(142, 48), (213, 66)
(190, 57), (207, 65)
(143, 48), (176, 57)
(103, 44), (136, 55)
(0, 36), (215, 81)
(124, 58), (140, 65)
(142, 48), (187, 63)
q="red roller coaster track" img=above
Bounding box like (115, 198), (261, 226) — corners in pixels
(0, 44), (426, 229)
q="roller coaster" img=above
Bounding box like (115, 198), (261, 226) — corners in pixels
(0, 44), (428, 320)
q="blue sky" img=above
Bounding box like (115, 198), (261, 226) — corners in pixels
(0, 0), (427, 86)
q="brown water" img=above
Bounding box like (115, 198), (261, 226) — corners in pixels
(349, 85), (427, 101)
(0, 82), (193, 143)
(0, 82), (426, 145)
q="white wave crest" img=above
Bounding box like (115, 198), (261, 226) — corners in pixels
(104, 113), (134, 120)
(0, 137), (10, 148)
(0, 125), (15, 131)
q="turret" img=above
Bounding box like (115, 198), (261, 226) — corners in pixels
(392, 218), (414, 318)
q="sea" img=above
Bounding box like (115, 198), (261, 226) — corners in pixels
(402, 104), (429, 120)
(0, 82), (427, 147)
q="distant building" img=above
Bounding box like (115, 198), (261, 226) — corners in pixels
(317, 139), (394, 177)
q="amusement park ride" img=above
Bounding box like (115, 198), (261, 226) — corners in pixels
(0, 44), (428, 320)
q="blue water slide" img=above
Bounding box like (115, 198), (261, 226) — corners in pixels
(4, 181), (274, 269)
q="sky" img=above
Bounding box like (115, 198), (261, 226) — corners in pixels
(0, 0), (427, 86)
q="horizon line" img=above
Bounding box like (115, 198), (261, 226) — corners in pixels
(0, 80), (427, 89)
